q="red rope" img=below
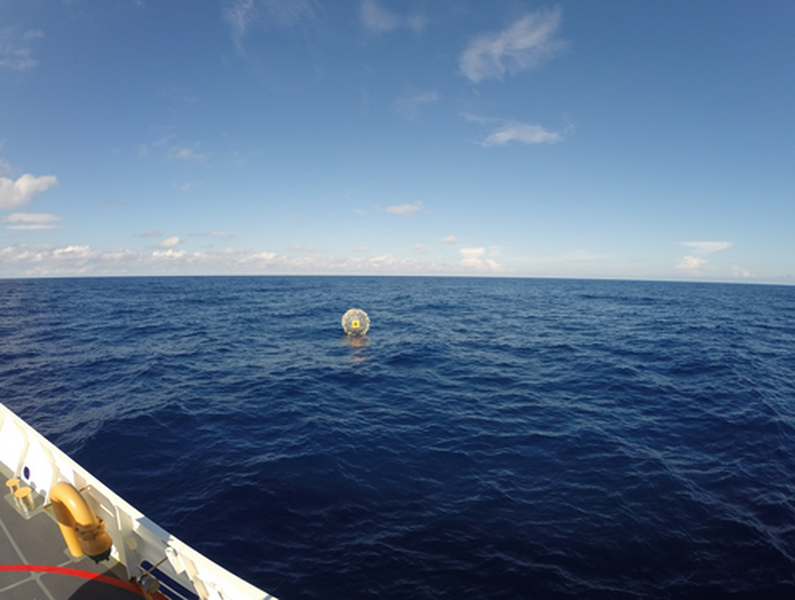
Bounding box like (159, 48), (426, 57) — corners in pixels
(0, 564), (169, 598)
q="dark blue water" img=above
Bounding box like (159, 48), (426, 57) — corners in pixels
(2, 276), (795, 599)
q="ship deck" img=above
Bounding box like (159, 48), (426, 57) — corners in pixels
(1, 463), (154, 600)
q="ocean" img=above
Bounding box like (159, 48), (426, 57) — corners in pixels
(1, 276), (794, 599)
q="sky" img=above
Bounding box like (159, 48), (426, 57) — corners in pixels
(1, 0), (793, 282)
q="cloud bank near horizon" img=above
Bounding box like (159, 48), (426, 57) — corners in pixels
(0, 243), (508, 278)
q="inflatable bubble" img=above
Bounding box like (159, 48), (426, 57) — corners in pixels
(342, 308), (370, 336)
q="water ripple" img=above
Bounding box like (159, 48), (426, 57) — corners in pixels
(1, 277), (794, 598)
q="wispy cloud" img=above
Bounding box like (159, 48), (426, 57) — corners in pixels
(168, 146), (208, 163)
(191, 233), (236, 250)
(3, 213), (62, 230)
(459, 8), (566, 83)
(0, 28), (43, 71)
(394, 90), (439, 120)
(154, 133), (176, 147)
(140, 132), (208, 163)
(0, 158), (15, 177)
(360, 0), (426, 34)
(175, 181), (203, 192)
(483, 122), (563, 146)
(385, 201), (423, 216)
(157, 84), (200, 104)
(523, 250), (612, 268)
(224, 0), (257, 54)
(224, 0), (319, 55)
(440, 235), (458, 245)
(679, 241), (732, 255)
(0, 174), (59, 210)
(464, 114), (564, 146)
(204, 231), (235, 239)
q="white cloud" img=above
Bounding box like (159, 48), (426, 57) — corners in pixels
(459, 8), (566, 83)
(394, 90), (439, 120)
(460, 247), (503, 272)
(0, 28), (43, 71)
(385, 201), (422, 216)
(3, 213), (62, 230)
(482, 122), (563, 146)
(249, 251), (278, 261)
(460, 247), (484, 267)
(152, 249), (188, 259)
(0, 244), (99, 276)
(0, 173), (59, 209)
(440, 235), (458, 245)
(675, 242), (731, 274)
(676, 255), (706, 271)
(360, 0), (426, 34)
(463, 113), (563, 146)
(679, 241), (732, 255)
(52, 245), (93, 258)
(157, 236), (182, 249)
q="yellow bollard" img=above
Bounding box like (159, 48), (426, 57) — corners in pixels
(14, 487), (35, 512)
(5, 478), (20, 495)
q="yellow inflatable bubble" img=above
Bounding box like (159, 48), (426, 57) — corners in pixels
(342, 308), (370, 336)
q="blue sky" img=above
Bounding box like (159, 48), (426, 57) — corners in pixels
(1, 0), (793, 281)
